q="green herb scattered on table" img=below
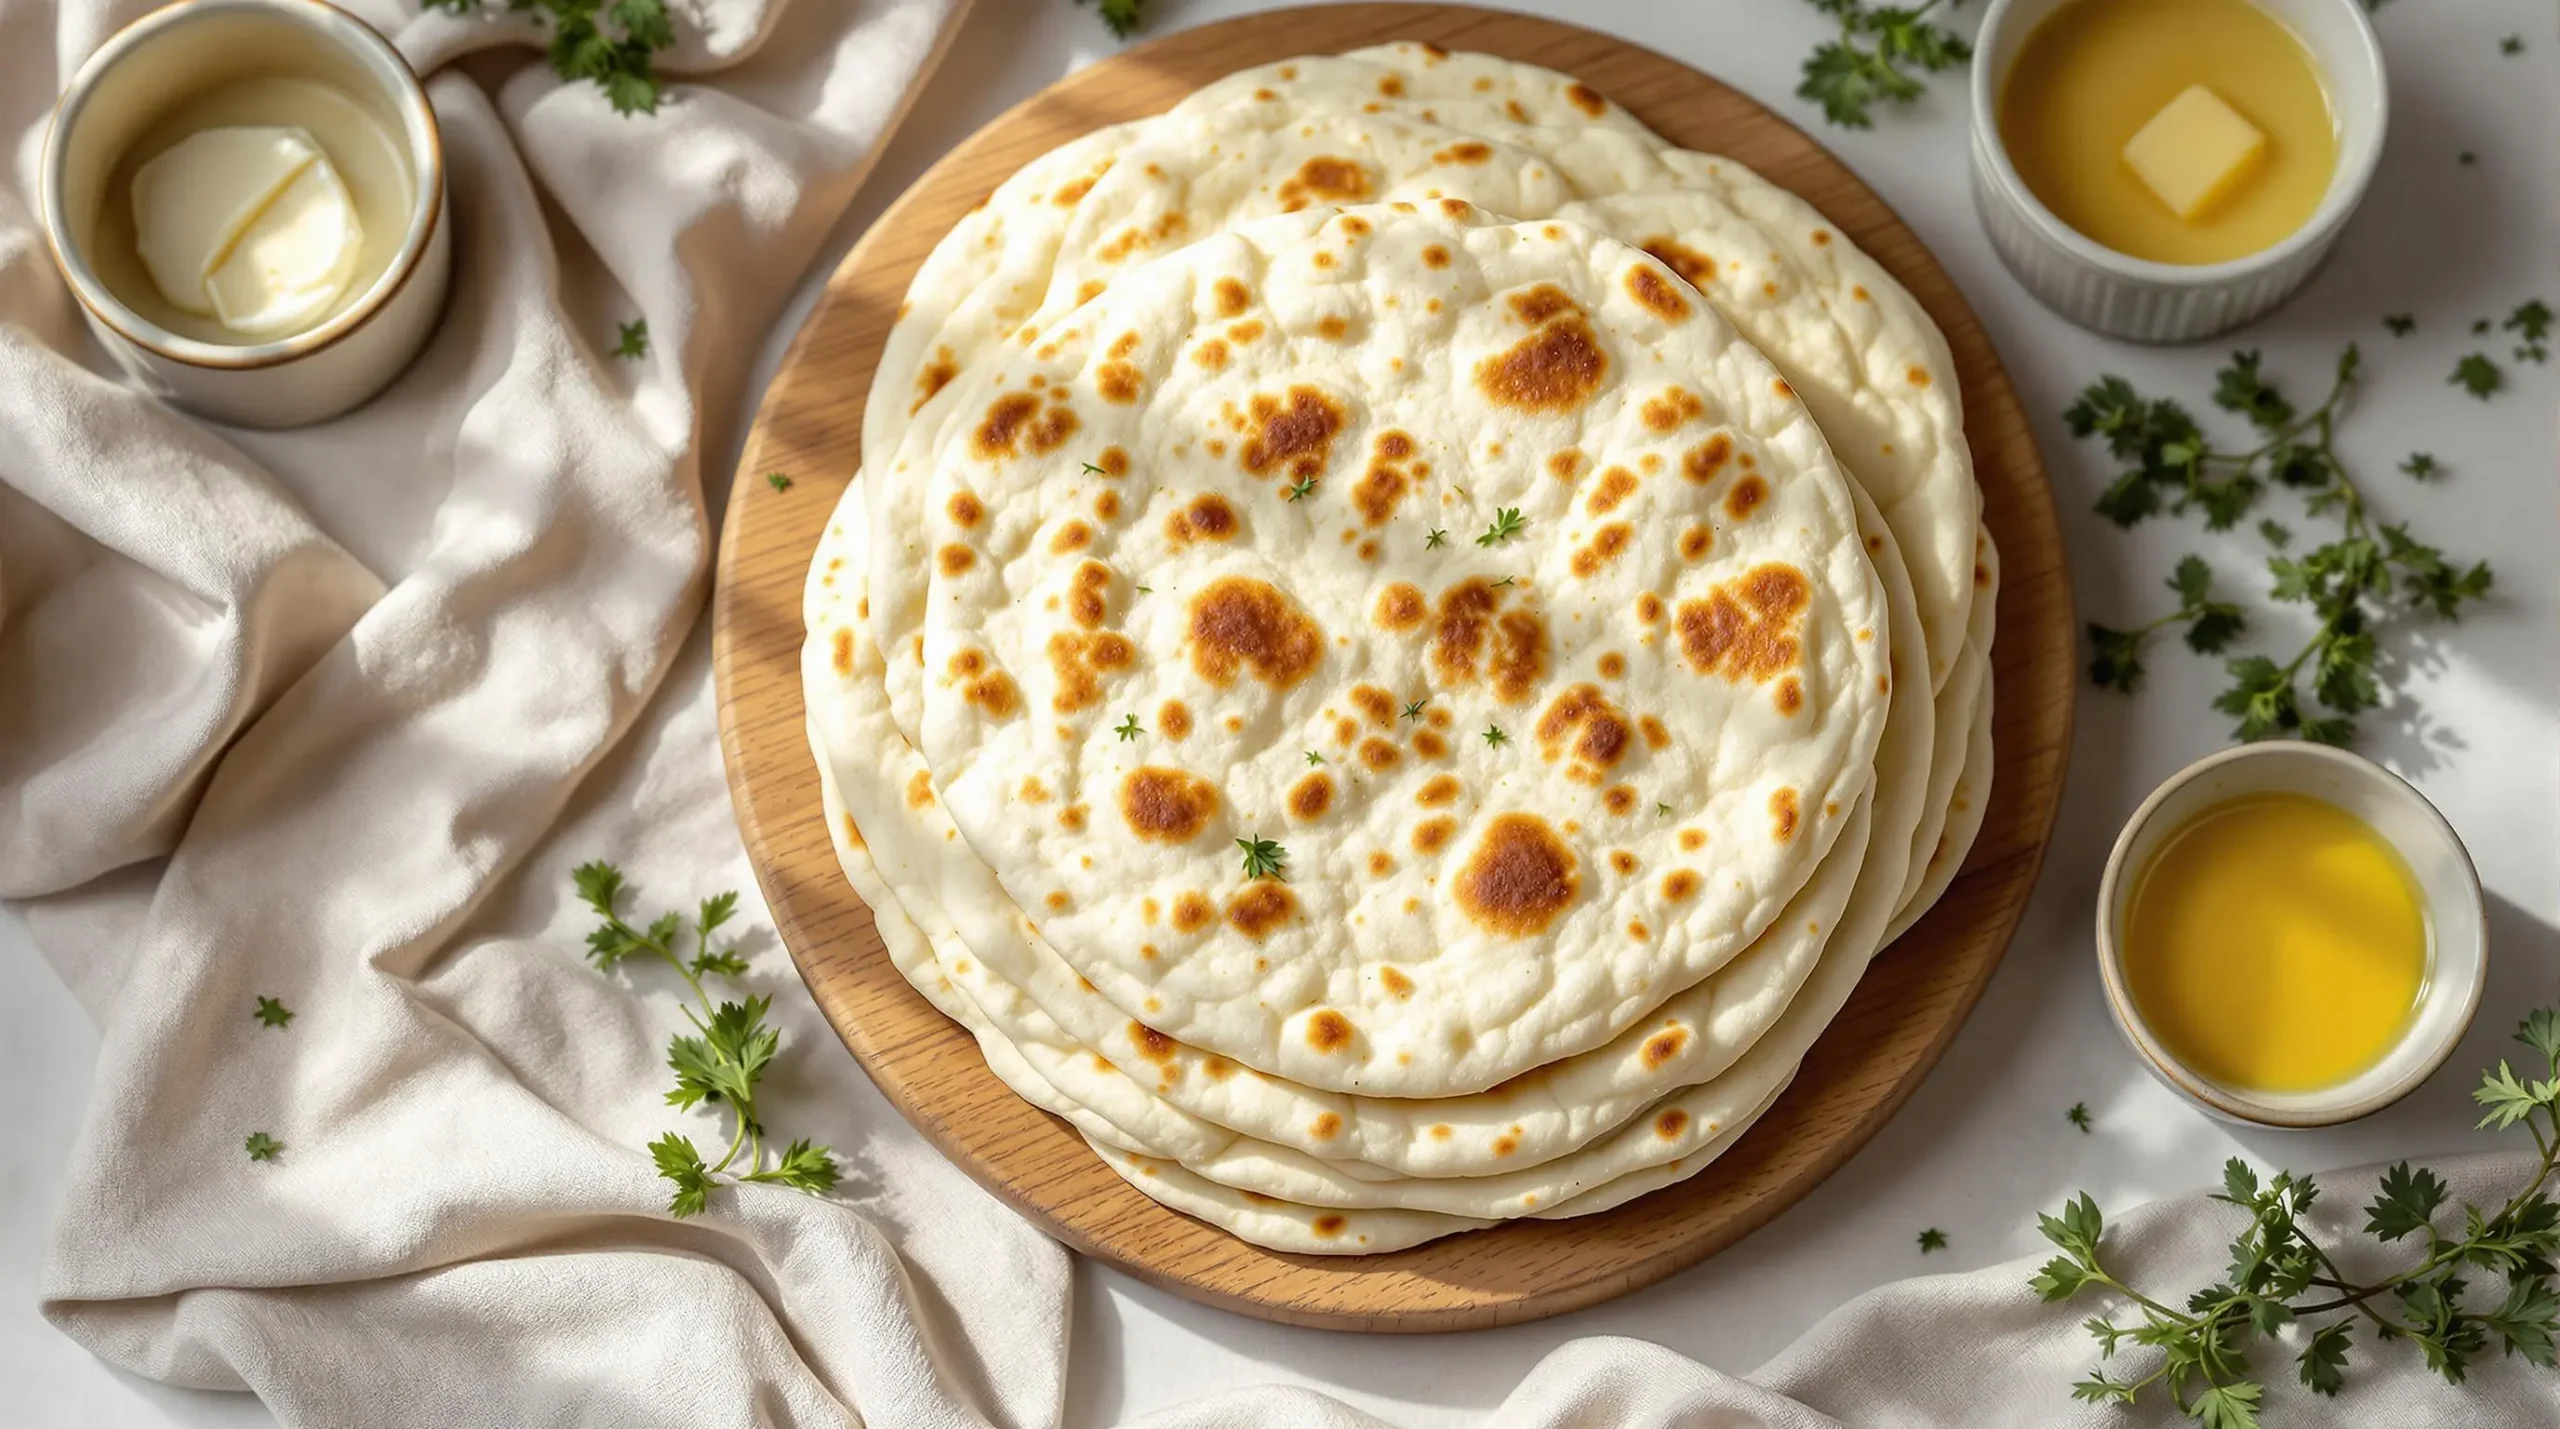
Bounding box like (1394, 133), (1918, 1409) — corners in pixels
(2382, 314), (2415, 337)
(244, 1132), (283, 1162)
(2501, 34), (2524, 55)
(2399, 453), (2440, 482)
(2257, 519), (2292, 548)
(2068, 1101), (2093, 1133)
(2071, 345), (2491, 743)
(2458, 151), (2479, 167)
(1237, 837), (1289, 882)
(2507, 301), (2552, 363)
(2035, 1010), (2560, 1425)
(1796, 0), (1972, 130)
(253, 996), (294, 1029)
(613, 318), (649, 360)
(1918, 1227), (1949, 1253)
(424, 0), (673, 115)
(573, 862), (839, 1217)
(2450, 354), (2503, 399)
(1076, 0), (1146, 40)
(765, 472), (793, 493)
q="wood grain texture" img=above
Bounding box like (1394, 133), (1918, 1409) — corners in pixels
(713, 4), (2075, 1332)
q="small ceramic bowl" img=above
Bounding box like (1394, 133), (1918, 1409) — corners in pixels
(39, 0), (449, 428)
(1968, 0), (2388, 342)
(2096, 742), (2485, 1128)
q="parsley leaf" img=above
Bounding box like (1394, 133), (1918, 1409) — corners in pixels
(2067, 1101), (2092, 1132)
(764, 472), (793, 493)
(1796, 0), (1972, 129)
(253, 996), (294, 1029)
(244, 1131), (283, 1162)
(1286, 476), (1318, 501)
(2507, 300), (2552, 363)
(2502, 35), (2524, 55)
(1482, 724), (1509, 748)
(1477, 508), (1527, 546)
(1236, 836), (1288, 881)
(1305, 750), (1324, 765)
(2451, 353), (2503, 399)
(1918, 1227), (1949, 1253)
(427, 0), (674, 113)
(613, 318), (649, 359)
(1115, 713), (1142, 741)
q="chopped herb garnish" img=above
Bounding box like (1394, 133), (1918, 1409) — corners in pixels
(423, 0), (674, 114)
(2400, 453), (2440, 482)
(1081, 462), (1107, 476)
(1795, 0), (1971, 130)
(1402, 698), (1429, 722)
(2382, 314), (2415, 337)
(1482, 724), (1509, 748)
(1426, 529), (1449, 549)
(2473, 318), (2494, 336)
(1115, 714), (1142, 741)
(253, 996), (294, 1029)
(1477, 508), (1526, 546)
(1305, 750), (1324, 765)
(2451, 353), (2503, 399)
(1075, 0), (1145, 39)
(2507, 300), (2552, 363)
(2087, 555), (2246, 695)
(574, 862), (837, 1216)
(612, 318), (649, 359)
(2502, 34), (2524, 55)
(1918, 1227), (1948, 1253)
(764, 472), (792, 493)
(1236, 836), (1289, 881)
(2459, 150), (2479, 166)
(1286, 476), (1318, 501)
(1134, 584), (1152, 595)
(2257, 518), (2292, 549)
(244, 1132), (283, 1162)
(1657, 802), (1673, 817)
(2067, 1101), (2092, 1133)
(1491, 575), (1516, 588)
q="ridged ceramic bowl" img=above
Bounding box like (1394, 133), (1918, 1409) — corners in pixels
(1969, 0), (2388, 342)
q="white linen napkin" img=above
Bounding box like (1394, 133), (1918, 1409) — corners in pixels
(1, 2), (1081, 1425)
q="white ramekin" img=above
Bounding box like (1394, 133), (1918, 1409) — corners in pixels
(39, 0), (450, 429)
(1969, 0), (2388, 343)
(2096, 742), (2485, 1128)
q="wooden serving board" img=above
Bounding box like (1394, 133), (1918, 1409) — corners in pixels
(713, 4), (2074, 1332)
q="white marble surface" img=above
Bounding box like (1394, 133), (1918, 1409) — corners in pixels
(6, 0), (2554, 1422)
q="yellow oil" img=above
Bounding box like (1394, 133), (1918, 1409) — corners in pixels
(2123, 792), (2426, 1093)
(1999, 0), (2338, 265)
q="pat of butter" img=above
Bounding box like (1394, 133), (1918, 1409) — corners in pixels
(2123, 85), (2269, 223)
(131, 126), (363, 337)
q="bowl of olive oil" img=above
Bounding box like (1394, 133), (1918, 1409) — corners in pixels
(2097, 742), (2485, 1127)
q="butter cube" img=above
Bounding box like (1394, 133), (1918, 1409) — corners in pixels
(2123, 85), (2268, 223)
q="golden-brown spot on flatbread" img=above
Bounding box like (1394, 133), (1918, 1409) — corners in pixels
(1639, 387), (1705, 433)
(1093, 446), (1129, 478)
(1193, 339), (1230, 371)
(1311, 251), (1336, 271)
(913, 346), (958, 414)
(1639, 715), (1671, 749)
(830, 627), (854, 676)
(1422, 244), (1451, 269)
(905, 769), (934, 809)
(1412, 816), (1457, 855)
(1679, 827), (1707, 852)
(1772, 787), (1800, 844)
(1044, 890), (1071, 912)
(1049, 520), (1094, 554)
(1096, 361), (1143, 404)
(1093, 489), (1121, 520)
(1312, 1214), (1347, 1237)
(1416, 774), (1462, 807)
(1067, 561), (1111, 628)
(1908, 365), (1932, 387)
(1238, 386), (1345, 482)
(1316, 315), (1349, 341)
(1597, 652), (1627, 680)
(972, 391), (1077, 459)
(1018, 777), (1052, 804)
(1213, 277), (1251, 316)
(1171, 891), (1213, 932)
(1656, 1108), (1689, 1138)
(1570, 522), (1634, 578)
(1276, 156), (1371, 212)
(1724, 475), (1769, 521)
(1661, 869), (1700, 902)
(1636, 592), (1664, 624)
(1351, 684), (1397, 727)
(1546, 450), (1586, 484)
(1642, 1026), (1688, 1070)
(1773, 377), (1794, 398)
(1188, 577), (1323, 689)
(1358, 737), (1402, 771)
(1352, 430), (1418, 524)
(1047, 630), (1133, 712)
(1059, 804), (1087, 831)
(1367, 851), (1398, 877)
(1566, 82), (1606, 116)
(1119, 767), (1218, 843)
(1679, 525), (1713, 561)
(1642, 238), (1714, 287)
(1477, 288), (1607, 413)
(1228, 883), (1298, 939)
(1627, 919), (1649, 941)
(1412, 729), (1449, 759)
(1288, 771), (1335, 820)
(1375, 581), (1426, 631)
(1683, 433), (1733, 484)
(1678, 564), (1811, 687)
(1431, 579), (1549, 704)
(1226, 320), (1266, 346)
(1429, 1123), (1453, 1141)
(963, 671), (1019, 718)
(1158, 700), (1192, 740)
(1627, 264), (1691, 321)
(1609, 849), (1639, 876)
(1305, 1009), (1354, 1052)
(1777, 676), (1804, 716)
(1074, 280), (1105, 305)
(1433, 140), (1491, 165)
(1491, 1134), (1520, 1157)
(1536, 683), (1633, 779)
(1603, 785), (1638, 816)
(1453, 813), (1578, 937)
(1165, 493), (1239, 545)
(1378, 967), (1415, 1001)
(1129, 1022), (1176, 1062)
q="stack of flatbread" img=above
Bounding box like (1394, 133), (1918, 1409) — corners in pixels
(800, 45), (1997, 1253)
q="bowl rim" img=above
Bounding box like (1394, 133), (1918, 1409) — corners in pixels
(2093, 741), (2487, 1129)
(1967, 0), (2390, 288)
(36, 0), (445, 372)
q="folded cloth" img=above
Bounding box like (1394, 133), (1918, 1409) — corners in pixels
(0, 1), (1084, 1425)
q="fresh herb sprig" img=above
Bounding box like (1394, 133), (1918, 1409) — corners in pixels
(2071, 346), (2491, 744)
(423, 0), (674, 115)
(2035, 1011), (2560, 1425)
(573, 862), (839, 1217)
(1236, 837), (1288, 881)
(1796, 0), (1972, 129)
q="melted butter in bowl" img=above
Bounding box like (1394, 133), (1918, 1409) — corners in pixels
(2123, 792), (2427, 1095)
(2098, 743), (2484, 1128)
